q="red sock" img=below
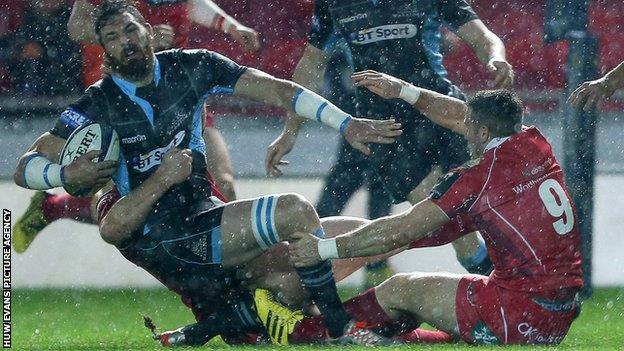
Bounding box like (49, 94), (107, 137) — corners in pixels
(395, 328), (455, 344)
(289, 288), (395, 344)
(42, 193), (94, 223)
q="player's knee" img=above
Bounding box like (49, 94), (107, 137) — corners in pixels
(376, 272), (424, 306)
(277, 193), (319, 233)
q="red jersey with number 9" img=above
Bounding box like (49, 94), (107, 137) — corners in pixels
(427, 126), (583, 293)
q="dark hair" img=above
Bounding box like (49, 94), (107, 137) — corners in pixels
(467, 89), (523, 137)
(94, 0), (148, 40)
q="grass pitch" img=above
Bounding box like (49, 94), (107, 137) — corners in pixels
(13, 287), (624, 350)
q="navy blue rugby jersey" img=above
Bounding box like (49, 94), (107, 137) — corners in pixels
(309, 0), (477, 120)
(50, 49), (246, 223)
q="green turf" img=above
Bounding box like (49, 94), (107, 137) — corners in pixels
(12, 287), (624, 350)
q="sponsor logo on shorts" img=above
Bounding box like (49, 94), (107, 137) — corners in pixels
(338, 13), (368, 24)
(131, 131), (185, 172)
(531, 297), (576, 312)
(517, 322), (566, 344)
(60, 108), (91, 129)
(471, 321), (499, 345)
(349, 24), (417, 45)
(121, 134), (147, 144)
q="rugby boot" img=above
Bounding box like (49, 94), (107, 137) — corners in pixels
(253, 289), (303, 345)
(13, 191), (51, 253)
(333, 320), (401, 346)
(158, 328), (188, 347)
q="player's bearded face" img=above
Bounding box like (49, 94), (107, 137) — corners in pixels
(100, 13), (155, 81)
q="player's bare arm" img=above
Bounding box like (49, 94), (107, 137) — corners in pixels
(352, 70), (468, 136)
(568, 60), (624, 111)
(233, 67), (403, 156)
(189, 0), (260, 52)
(99, 148), (192, 245)
(289, 199), (449, 266)
(204, 127), (237, 200)
(265, 44), (331, 175)
(68, 0), (98, 43)
(455, 19), (514, 88)
(13, 132), (116, 191)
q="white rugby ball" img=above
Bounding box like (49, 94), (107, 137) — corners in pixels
(59, 122), (120, 196)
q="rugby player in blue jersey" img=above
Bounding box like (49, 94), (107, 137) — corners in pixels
(266, 0), (514, 277)
(13, 1), (402, 345)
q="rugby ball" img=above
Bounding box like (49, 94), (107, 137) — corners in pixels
(59, 122), (120, 196)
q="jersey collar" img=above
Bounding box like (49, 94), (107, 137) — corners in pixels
(484, 136), (510, 152)
(111, 55), (161, 95)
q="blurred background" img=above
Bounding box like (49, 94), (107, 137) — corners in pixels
(1, 0), (623, 288)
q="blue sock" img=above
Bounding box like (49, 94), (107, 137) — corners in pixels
(294, 228), (350, 338)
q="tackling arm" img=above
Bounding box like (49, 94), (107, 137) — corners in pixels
(334, 199), (450, 258)
(289, 199), (450, 265)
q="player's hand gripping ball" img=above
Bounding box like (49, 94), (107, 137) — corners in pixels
(59, 122), (120, 196)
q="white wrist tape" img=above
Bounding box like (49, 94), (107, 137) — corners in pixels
(399, 84), (422, 105)
(318, 238), (339, 260)
(292, 88), (352, 134)
(23, 153), (65, 190)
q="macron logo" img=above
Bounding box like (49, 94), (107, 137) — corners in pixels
(122, 134), (147, 144)
(350, 24), (417, 45)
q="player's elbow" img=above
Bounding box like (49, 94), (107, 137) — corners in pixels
(99, 221), (126, 247)
(13, 156), (28, 188)
(274, 79), (300, 111)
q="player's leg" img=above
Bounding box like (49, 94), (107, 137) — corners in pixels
(203, 125), (236, 201)
(13, 191), (94, 253)
(218, 193), (351, 337)
(287, 272), (462, 345)
(375, 272), (462, 334)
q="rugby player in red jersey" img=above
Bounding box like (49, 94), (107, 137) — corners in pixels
(284, 71), (583, 345)
(12, 0), (260, 252)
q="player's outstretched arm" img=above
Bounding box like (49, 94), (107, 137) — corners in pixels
(189, 0), (260, 52)
(13, 132), (116, 191)
(233, 67), (402, 155)
(99, 148), (192, 246)
(352, 70), (468, 136)
(568, 60), (624, 111)
(290, 199), (450, 265)
(456, 19), (514, 89)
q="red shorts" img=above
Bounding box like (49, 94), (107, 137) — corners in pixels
(455, 275), (579, 345)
